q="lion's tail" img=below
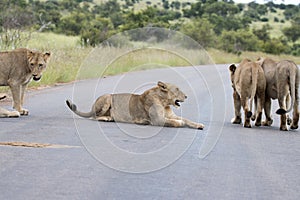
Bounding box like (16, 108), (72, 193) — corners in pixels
(66, 100), (94, 118)
(276, 61), (299, 115)
(0, 95), (6, 100)
(248, 64), (259, 118)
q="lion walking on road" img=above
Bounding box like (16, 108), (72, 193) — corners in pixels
(257, 57), (299, 131)
(229, 59), (266, 128)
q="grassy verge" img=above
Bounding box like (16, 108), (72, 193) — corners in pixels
(0, 32), (299, 92)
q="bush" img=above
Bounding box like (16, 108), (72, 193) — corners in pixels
(80, 18), (115, 47)
(262, 38), (290, 55)
(219, 29), (260, 54)
(180, 18), (216, 48)
(291, 44), (300, 56)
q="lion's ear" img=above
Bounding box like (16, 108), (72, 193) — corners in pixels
(229, 64), (236, 74)
(43, 52), (51, 63)
(27, 50), (34, 60)
(158, 81), (168, 91)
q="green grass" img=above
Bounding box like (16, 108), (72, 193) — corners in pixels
(1, 32), (299, 92)
(25, 32), (91, 87)
(76, 46), (212, 80)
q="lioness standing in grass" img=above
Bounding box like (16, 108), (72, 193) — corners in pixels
(66, 81), (204, 129)
(0, 48), (51, 116)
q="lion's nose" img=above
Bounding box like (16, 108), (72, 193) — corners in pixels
(185, 95), (187, 99)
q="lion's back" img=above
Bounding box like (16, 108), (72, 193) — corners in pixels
(110, 93), (150, 123)
(0, 49), (29, 85)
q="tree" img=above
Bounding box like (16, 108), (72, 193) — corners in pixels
(262, 37), (290, 55)
(253, 24), (271, 42)
(183, 1), (204, 18)
(80, 18), (115, 47)
(284, 5), (300, 20)
(219, 29), (260, 54)
(93, 0), (121, 18)
(203, 1), (239, 17)
(180, 18), (216, 48)
(163, 0), (169, 10)
(283, 15), (300, 42)
(57, 12), (92, 35)
(0, 1), (35, 49)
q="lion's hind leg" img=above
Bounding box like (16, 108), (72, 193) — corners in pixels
(93, 94), (113, 121)
(291, 96), (299, 130)
(277, 95), (288, 131)
(241, 97), (252, 128)
(262, 97), (273, 126)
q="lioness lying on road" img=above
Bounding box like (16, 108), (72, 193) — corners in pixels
(257, 57), (299, 131)
(0, 48), (51, 116)
(0, 95), (20, 118)
(229, 59), (266, 128)
(66, 81), (204, 129)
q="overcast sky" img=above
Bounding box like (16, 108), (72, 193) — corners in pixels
(234, 0), (299, 4)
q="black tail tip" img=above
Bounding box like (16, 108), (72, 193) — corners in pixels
(246, 111), (252, 118)
(66, 100), (71, 108)
(0, 95), (6, 100)
(66, 100), (76, 111)
(276, 108), (287, 115)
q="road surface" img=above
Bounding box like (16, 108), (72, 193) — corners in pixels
(0, 65), (299, 200)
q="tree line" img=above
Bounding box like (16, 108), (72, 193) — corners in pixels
(0, 0), (299, 55)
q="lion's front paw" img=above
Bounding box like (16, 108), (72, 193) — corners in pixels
(262, 119), (273, 126)
(19, 109), (29, 116)
(197, 123), (204, 130)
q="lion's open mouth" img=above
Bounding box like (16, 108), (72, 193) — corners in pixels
(175, 100), (183, 107)
(33, 75), (41, 81)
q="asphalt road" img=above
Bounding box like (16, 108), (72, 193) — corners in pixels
(0, 65), (299, 200)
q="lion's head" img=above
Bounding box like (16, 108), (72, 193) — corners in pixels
(27, 50), (51, 81)
(157, 81), (187, 108)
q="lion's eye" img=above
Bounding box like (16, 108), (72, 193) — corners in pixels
(30, 63), (34, 66)
(39, 64), (43, 68)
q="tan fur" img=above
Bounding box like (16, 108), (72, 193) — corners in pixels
(257, 57), (299, 131)
(0, 48), (51, 116)
(229, 59), (266, 128)
(66, 81), (204, 129)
